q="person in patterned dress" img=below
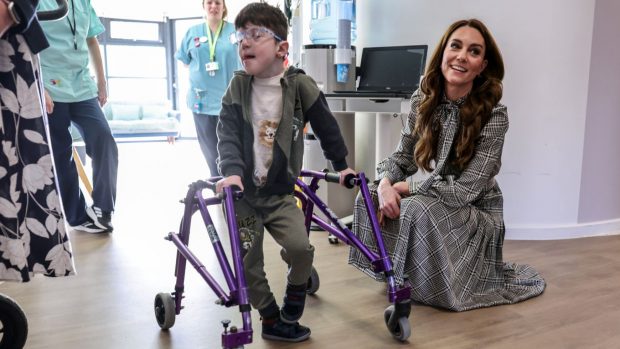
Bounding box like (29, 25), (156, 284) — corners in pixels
(348, 19), (545, 311)
(1, 0), (75, 282)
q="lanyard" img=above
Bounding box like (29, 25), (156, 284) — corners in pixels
(67, 0), (77, 50)
(205, 20), (223, 62)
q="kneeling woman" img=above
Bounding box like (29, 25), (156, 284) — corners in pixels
(348, 19), (545, 311)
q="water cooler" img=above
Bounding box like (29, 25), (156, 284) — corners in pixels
(304, 0), (357, 92)
(301, 0), (357, 220)
(302, 45), (356, 93)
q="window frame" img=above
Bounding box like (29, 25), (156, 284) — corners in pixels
(98, 17), (176, 106)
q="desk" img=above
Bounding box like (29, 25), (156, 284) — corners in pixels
(325, 96), (410, 114)
(302, 96), (410, 219)
(326, 96), (410, 181)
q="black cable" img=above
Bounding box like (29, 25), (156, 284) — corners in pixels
(66, 0), (77, 49)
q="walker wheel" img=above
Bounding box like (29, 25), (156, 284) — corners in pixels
(0, 293), (28, 349)
(306, 267), (320, 295)
(383, 305), (411, 341)
(154, 293), (176, 330)
(328, 234), (339, 244)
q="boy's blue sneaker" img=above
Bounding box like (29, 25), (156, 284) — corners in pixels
(261, 318), (311, 343)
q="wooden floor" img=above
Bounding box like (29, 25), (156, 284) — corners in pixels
(2, 141), (620, 349)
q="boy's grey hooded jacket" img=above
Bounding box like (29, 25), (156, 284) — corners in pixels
(217, 66), (348, 196)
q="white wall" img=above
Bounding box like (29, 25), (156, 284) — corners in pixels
(578, 0), (620, 224)
(91, 0), (620, 239)
(350, 0), (620, 239)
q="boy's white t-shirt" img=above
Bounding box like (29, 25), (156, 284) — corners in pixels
(251, 72), (284, 187)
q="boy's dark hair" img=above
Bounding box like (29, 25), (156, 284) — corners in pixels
(235, 2), (288, 41)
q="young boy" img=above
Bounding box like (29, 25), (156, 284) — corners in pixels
(215, 2), (355, 343)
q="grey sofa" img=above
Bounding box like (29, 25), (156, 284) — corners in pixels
(102, 101), (181, 138)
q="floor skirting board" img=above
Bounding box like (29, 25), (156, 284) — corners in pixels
(506, 218), (620, 240)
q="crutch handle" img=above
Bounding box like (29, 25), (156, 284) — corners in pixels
(37, 0), (68, 21)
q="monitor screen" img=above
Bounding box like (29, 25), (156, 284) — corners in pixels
(358, 45), (428, 92)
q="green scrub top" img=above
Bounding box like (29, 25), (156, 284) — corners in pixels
(38, 0), (104, 103)
(175, 21), (240, 116)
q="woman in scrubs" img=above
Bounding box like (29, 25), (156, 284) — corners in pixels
(175, 0), (240, 176)
(38, 0), (118, 234)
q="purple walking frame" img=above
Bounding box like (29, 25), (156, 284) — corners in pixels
(154, 179), (252, 349)
(295, 170), (412, 341)
(155, 170), (412, 347)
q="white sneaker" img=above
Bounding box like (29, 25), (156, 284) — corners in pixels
(86, 206), (114, 232)
(72, 220), (107, 234)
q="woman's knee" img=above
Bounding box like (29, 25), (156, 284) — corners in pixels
(402, 195), (435, 211)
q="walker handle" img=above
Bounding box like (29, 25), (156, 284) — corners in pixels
(203, 176), (221, 191)
(37, 0), (68, 21)
(323, 170), (341, 184)
(343, 173), (359, 189)
(203, 177), (243, 200)
(322, 170), (365, 189)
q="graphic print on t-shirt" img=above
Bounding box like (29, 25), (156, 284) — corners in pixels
(250, 72), (284, 188)
(253, 117), (279, 187)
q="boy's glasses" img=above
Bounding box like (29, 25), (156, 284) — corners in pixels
(232, 27), (283, 44)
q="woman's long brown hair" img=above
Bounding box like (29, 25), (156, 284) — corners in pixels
(414, 19), (504, 171)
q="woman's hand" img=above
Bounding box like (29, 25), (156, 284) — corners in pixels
(44, 89), (54, 114)
(377, 178), (401, 220)
(215, 175), (243, 194)
(97, 81), (108, 107)
(0, 0), (17, 37)
(392, 181), (410, 197)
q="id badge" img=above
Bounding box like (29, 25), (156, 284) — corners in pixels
(206, 62), (219, 72)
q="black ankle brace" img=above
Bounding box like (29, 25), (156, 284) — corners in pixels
(259, 300), (280, 322)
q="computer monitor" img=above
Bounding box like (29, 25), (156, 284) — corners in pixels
(358, 45), (428, 93)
